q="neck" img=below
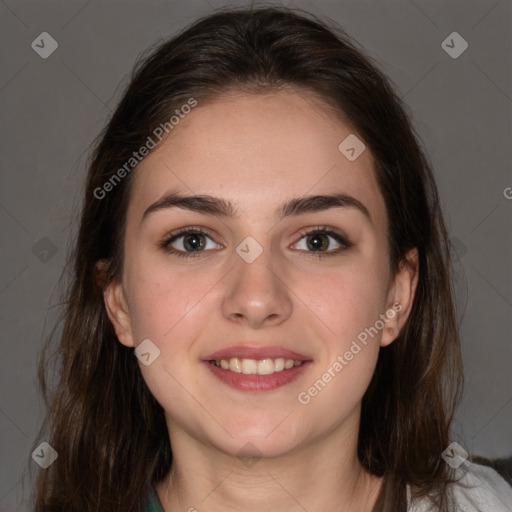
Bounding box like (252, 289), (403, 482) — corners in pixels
(155, 416), (383, 512)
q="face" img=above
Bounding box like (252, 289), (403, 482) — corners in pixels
(104, 89), (417, 460)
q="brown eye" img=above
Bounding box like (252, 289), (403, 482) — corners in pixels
(161, 228), (222, 258)
(305, 233), (331, 251)
(180, 232), (207, 251)
(292, 227), (351, 258)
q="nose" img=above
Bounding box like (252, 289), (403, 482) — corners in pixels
(221, 242), (293, 329)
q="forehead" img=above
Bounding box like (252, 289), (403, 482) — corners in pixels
(128, 89), (387, 228)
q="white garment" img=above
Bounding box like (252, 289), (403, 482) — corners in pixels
(407, 463), (512, 511)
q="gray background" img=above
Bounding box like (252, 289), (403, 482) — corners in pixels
(0, 0), (510, 509)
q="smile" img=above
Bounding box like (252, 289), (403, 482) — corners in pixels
(204, 358), (311, 392)
(209, 357), (304, 375)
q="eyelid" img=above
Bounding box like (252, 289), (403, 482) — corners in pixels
(160, 225), (221, 254)
(163, 225), (217, 240)
(294, 225), (350, 243)
(291, 225), (352, 253)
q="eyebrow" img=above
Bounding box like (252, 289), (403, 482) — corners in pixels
(141, 191), (372, 224)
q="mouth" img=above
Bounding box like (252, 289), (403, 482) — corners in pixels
(203, 346), (312, 392)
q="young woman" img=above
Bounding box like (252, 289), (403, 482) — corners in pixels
(32, 6), (512, 512)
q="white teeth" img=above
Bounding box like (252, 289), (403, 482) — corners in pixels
(212, 357), (304, 375)
(257, 359), (274, 375)
(229, 357), (242, 373)
(274, 358), (285, 372)
(242, 358), (258, 375)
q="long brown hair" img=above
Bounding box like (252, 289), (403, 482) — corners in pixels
(31, 5), (463, 511)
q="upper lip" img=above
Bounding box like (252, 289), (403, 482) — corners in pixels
(203, 345), (312, 361)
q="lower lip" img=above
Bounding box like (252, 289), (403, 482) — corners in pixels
(204, 361), (311, 392)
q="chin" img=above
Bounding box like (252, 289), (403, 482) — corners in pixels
(210, 420), (309, 461)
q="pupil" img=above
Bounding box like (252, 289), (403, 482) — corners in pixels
(185, 233), (204, 251)
(308, 234), (327, 251)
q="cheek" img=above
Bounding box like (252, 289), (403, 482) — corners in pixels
(291, 258), (389, 405)
(125, 263), (218, 423)
(125, 255), (214, 344)
(294, 267), (387, 418)
(293, 258), (390, 348)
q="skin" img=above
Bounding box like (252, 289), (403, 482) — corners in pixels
(104, 89), (419, 512)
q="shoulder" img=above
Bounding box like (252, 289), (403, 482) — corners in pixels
(408, 462), (512, 511)
(451, 462), (512, 510)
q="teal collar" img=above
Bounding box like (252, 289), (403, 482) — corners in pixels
(142, 484), (164, 512)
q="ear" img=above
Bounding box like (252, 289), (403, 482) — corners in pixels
(380, 248), (419, 347)
(102, 272), (135, 348)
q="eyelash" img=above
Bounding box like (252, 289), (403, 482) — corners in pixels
(160, 225), (352, 259)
